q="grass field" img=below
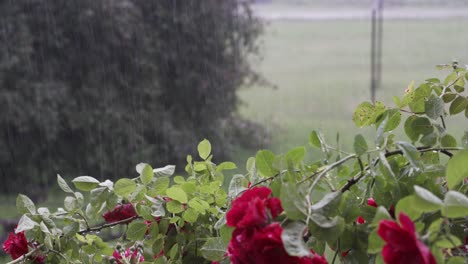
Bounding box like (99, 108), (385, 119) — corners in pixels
(234, 17), (468, 161)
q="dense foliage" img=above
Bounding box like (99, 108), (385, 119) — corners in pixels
(3, 64), (468, 263)
(0, 0), (262, 196)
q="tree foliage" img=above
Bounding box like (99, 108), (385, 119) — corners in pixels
(0, 0), (262, 196)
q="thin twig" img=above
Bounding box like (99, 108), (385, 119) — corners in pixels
(440, 115), (446, 130)
(78, 216), (139, 235)
(399, 109), (424, 115)
(441, 74), (463, 94)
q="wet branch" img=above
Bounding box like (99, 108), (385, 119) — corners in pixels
(340, 146), (462, 193)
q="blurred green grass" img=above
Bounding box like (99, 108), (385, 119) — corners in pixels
(234, 18), (468, 162)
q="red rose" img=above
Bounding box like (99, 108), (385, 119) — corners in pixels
(356, 216), (366, 224)
(2, 230), (28, 260)
(102, 203), (137, 223)
(227, 223), (327, 264)
(377, 213), (436, 264)
(367, 198), (378, 207)
(226, 187), (283, 228)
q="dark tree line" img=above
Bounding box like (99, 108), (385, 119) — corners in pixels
(0, 0), (264, 198)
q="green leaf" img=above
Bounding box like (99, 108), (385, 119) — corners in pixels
(181, 182), (196, 194)
(395, 195), (421, 220)
(166, 200), (184, 213)
(440, 134), (457, 148)
(420, 132), (437, 146)
(16, 215), (37, 233)
(285, 146), (306, 164)
(412, 185), (443, 212)
(216, 162), (237, 172)
(309, 131), (322, 148)
(444, 71), (458, 85)
(396, 141), (421, 169)
(449, 96), (468, 115)
(462, 131), (468, 148)
(16, 194), (36, 214)
(126, 221), (148, 241)
(425, 94), (444, 120)
(153, 176), (170, 195)
(375, 112), (388, 146)
(72, 176), (100, 191)
(310, 192), (342, 217)
(442, 92), (457, 103)
(57, 174), (74, 193)
(353, 101), (385, 127)
(447, 256), (466, 264)
(281, 221), (311, 257)
(63, 222), (79, 237)
(188, 197), (209, 214)
(409, 84), (431, 113)
(137, 163), (154, 185)
(370, 206), (392, 227)
(182, 208), (199, 223)
(404, 116), (434, 143)
(201, 237), (226, 261)
(220, 225), (234, 245)
(114, 178), (136, 197)
(353, 134), (368, 156)
(446, 149), (468, 189)
(64, 196), (78, 211)
(255, 150), (278, 177)
(442, 191), (468, 218)
(165, 187), (188, 203)
(198, 139), (211, 160)
(435, 234), (462, 248)
(367, 230), (385, 254)
(228, 174), (248, 198)
(308, 214), (345, 244)
(376, 108), (401, 132)
(280, 183), (307, 220)
(154, 165), (175, 177)
(173, 176), (185, 184)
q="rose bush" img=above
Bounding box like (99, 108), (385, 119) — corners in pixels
(2, 63), (468, 263)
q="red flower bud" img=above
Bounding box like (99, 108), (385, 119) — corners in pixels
(356, 216), (366, 224)
(367, 198), (378, 208)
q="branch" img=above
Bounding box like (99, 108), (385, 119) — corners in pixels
(442, 74), (463, 94)
(399, 109), (424, 115)
(78, 216), (139, 235)
(340, 146), (462, 192)
(305, 154), (356, 195)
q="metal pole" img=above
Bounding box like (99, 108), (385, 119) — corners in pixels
(370, 0), (384, 103)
